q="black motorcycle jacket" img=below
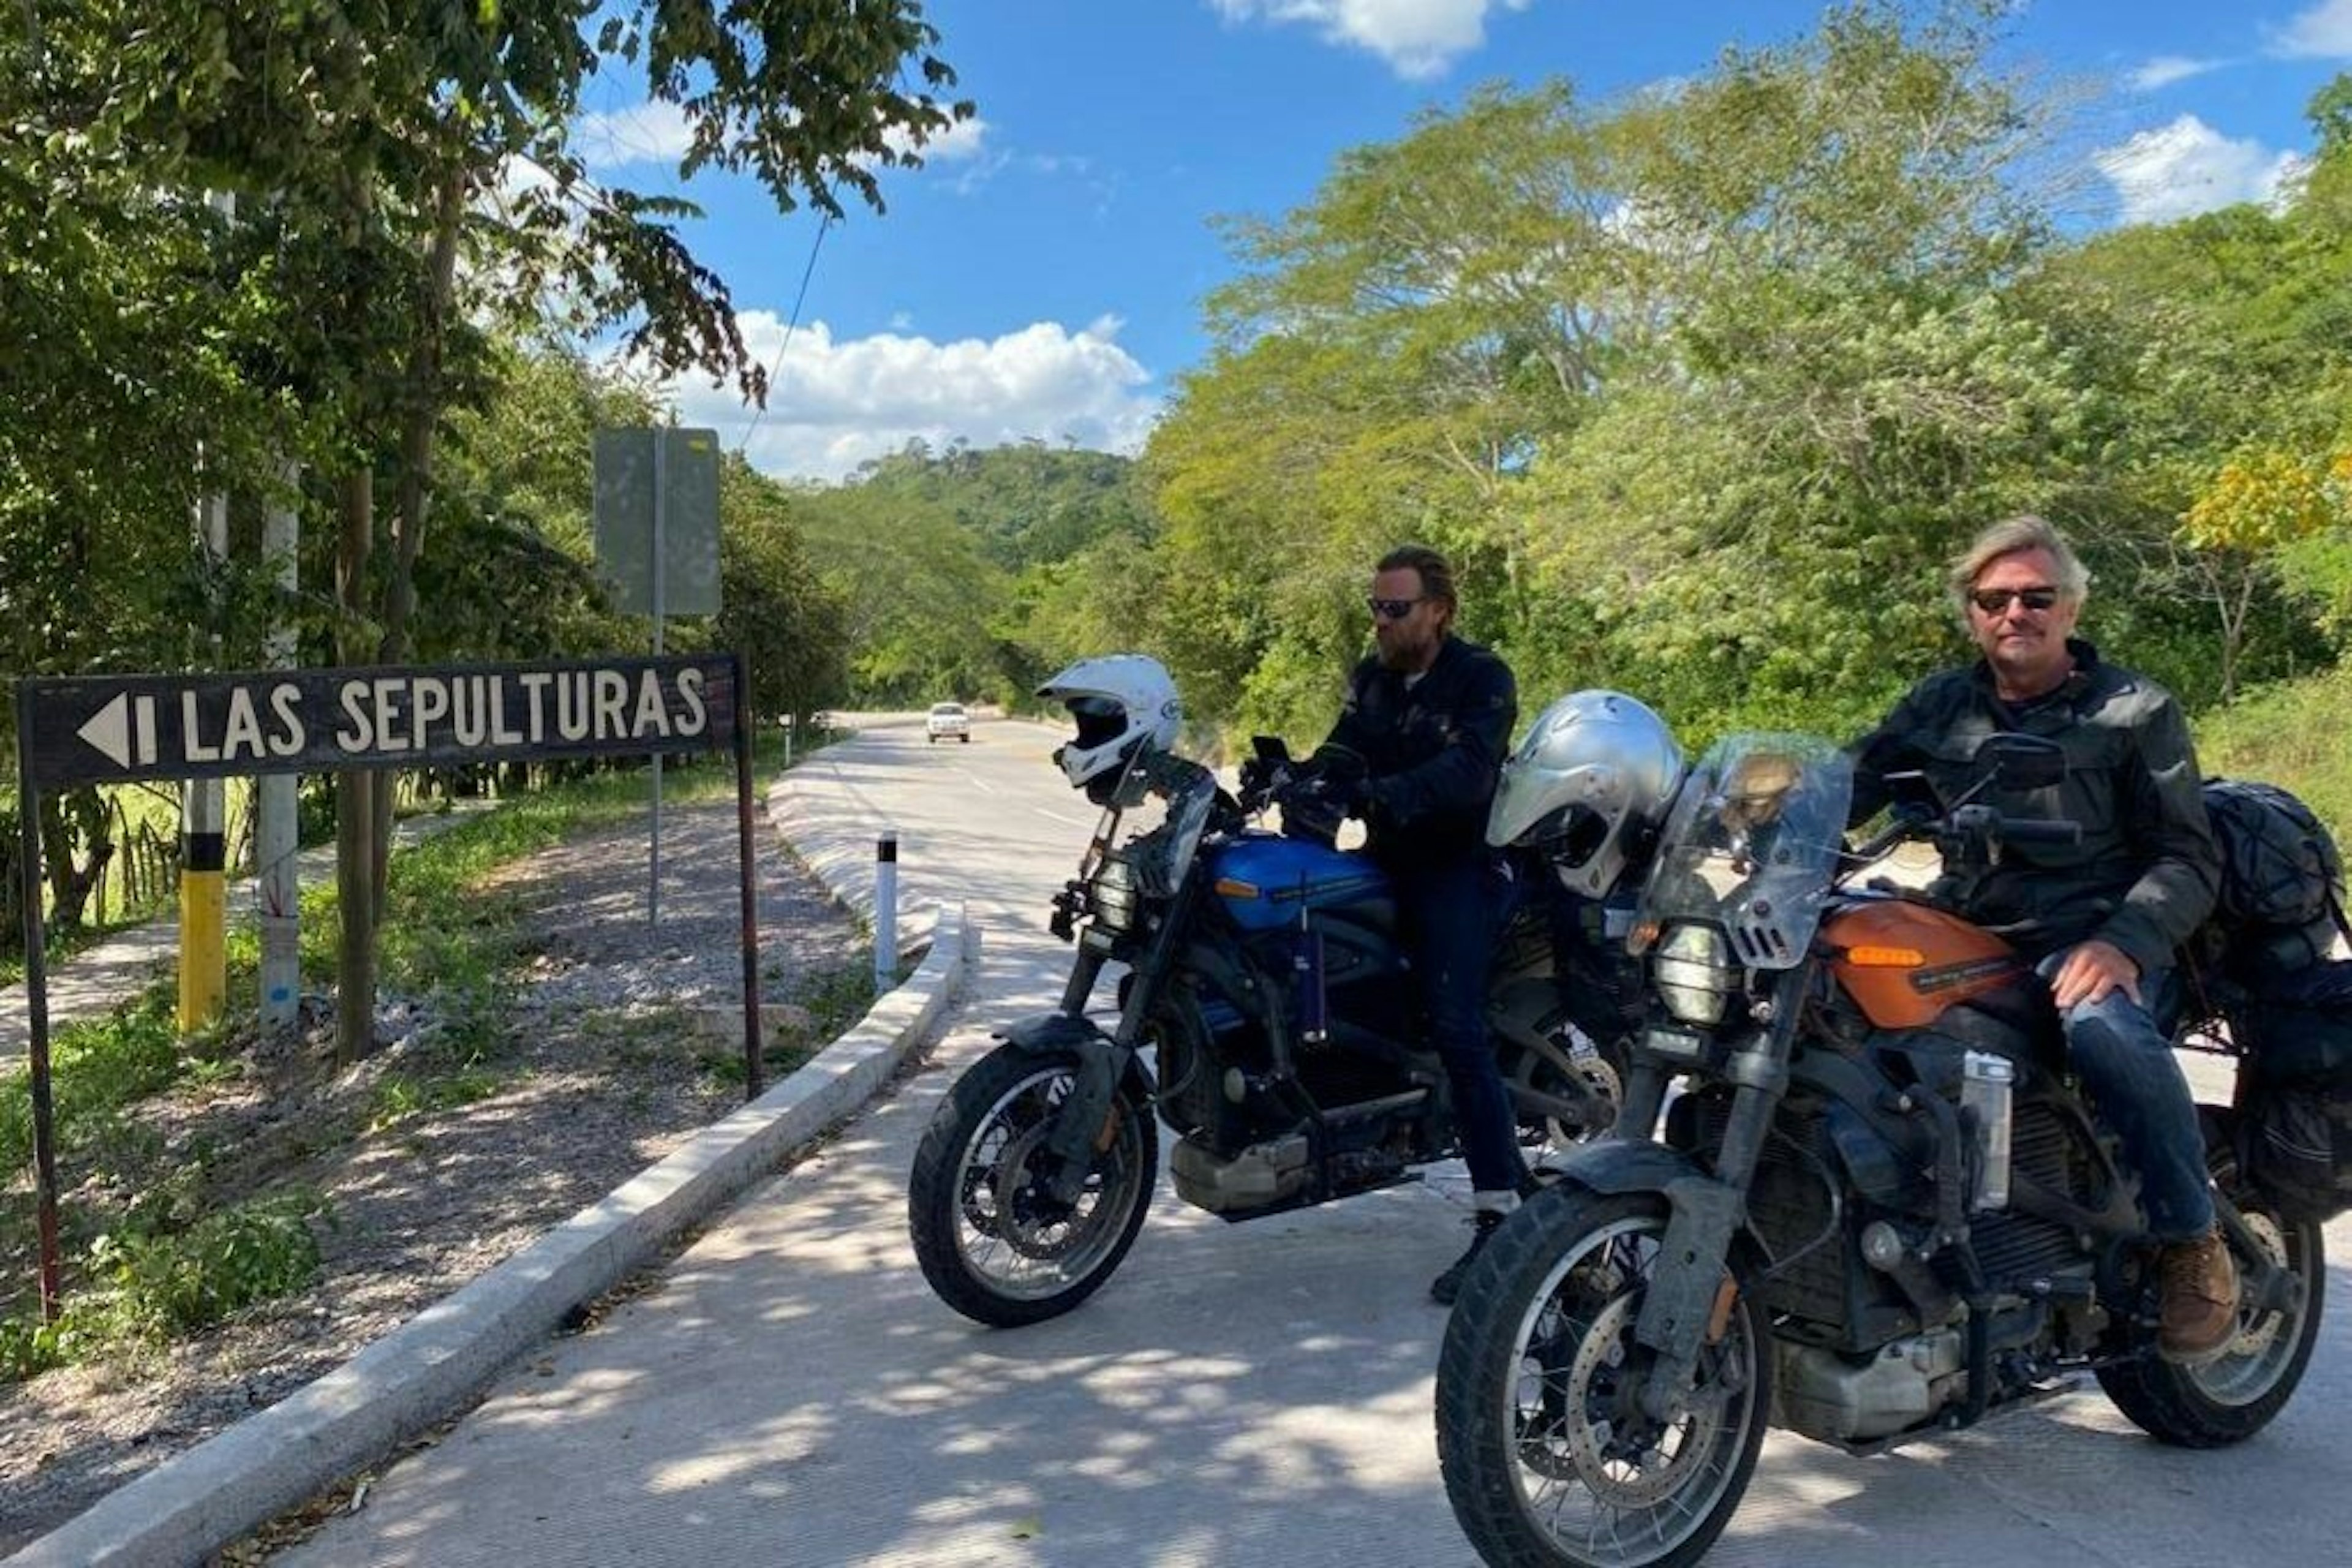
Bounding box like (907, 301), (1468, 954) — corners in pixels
(1320, 633), (1517, 875)
(1849, 638), (2220, 976)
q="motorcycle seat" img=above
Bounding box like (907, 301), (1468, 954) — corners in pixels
(1939, 980), (2064, 1067)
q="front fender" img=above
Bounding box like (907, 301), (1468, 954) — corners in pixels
(1542, 1137), (1714, 1199)
(997, 1011), (1120, 1057)
(1540, 1139), (1765, 1302)
(994, 1012), (1159, 1170)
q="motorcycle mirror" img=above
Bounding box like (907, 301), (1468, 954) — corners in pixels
(1882, 768), (1945, 815)
(1253, 735), (1292, 763)
(1974, 733), (2066, 793)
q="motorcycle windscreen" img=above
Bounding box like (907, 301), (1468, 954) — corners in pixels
(1637, 733), (1853, 968)
(1153, 760), (1221, 890)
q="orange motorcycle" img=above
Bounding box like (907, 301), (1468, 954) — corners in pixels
(1434, 726), (2336, 1568)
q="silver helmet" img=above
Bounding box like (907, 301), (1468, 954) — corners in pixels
(1487, 690), (1684, 897)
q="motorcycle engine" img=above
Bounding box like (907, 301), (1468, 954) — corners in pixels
(1776, 1330), (1968, 1444)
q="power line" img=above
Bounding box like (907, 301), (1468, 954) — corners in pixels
(739, 214), (832, 456)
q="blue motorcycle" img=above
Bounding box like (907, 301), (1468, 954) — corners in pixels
(905, 657), (1635, 1328)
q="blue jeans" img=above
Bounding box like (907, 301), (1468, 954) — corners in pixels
(2037, 952), (2214, 1242)
(1393, 856), (1526, 1197)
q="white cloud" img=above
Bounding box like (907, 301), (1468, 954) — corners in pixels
(577, 104), (990, 179)
(2274, 0), (2352, 57)
(2125, 55), (2228, 91)
(574, 102), (697, 168)
(663, 315), (1163, 481)
(2092, 115), (2304, 225)
(883, 114), (991, 164)
(1210, 0), (1532, 80)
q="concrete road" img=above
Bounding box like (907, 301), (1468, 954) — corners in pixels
(277, 714), (2352, 1567)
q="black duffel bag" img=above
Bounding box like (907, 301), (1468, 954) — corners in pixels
(2242, 961), (2352, 1219)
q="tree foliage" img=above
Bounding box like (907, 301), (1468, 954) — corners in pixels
(1110, 4), (2352, 753)
(0, 2), (965, 1036)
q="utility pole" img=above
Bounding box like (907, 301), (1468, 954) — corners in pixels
(257, 461), (301, 1028)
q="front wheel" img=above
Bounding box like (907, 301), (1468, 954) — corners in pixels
(1436, 1187), (1771, 1568)
(907, 1041), (1156, 1327)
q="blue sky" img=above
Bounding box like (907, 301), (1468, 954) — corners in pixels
(569, 1), (2352, 481)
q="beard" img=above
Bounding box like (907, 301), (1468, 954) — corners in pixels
(1376, 627), (1439, 672)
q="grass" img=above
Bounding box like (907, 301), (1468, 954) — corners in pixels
(2196, 661), (2352, 850)
(2, 726), (846, 1381)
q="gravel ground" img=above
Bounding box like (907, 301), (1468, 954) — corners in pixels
(0, 795), (867, 1556)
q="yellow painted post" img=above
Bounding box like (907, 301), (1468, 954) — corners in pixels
(178, 783), (226, 1031)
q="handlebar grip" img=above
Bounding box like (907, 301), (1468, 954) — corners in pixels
(1999, 818), (2082, 846)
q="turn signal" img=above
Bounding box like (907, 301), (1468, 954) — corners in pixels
(1843, 944), (1926, 968)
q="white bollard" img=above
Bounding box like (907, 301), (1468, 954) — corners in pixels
(874, 829), (899, 994)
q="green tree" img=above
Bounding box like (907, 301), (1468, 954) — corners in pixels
(6, 0), (972, 1060)
(790, 475), (1008, 706)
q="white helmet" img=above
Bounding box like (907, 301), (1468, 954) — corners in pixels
(1035, 654), (1183, 790)
(1487, 690), (1684, 897)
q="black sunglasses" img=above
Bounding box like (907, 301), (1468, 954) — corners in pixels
(1969, 586), (2062, 616)
(1367, 596), (1428, 621)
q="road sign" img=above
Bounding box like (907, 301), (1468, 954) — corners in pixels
(594, 428), (722, 617)
(13, 651), (770, 1322)
(19, 655), (741, 789)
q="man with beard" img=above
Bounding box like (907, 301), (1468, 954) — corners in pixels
(1296, 544), (1523, 1303)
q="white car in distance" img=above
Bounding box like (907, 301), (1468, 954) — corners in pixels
(925, 702), (971, 744)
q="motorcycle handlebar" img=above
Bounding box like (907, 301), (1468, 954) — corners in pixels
(1996, 817), (2083, 847)
(1846, 804), (2082, 867)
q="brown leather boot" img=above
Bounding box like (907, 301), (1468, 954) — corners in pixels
(2157, 1227), (2239, 1364)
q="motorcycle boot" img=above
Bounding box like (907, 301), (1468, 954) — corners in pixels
(1431, 1210), (1507, 1306)
(2157, 1227), (2239, 1363)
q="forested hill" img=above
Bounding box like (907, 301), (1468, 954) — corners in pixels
(785, 440), (1162, 709)
(837, 442), (1155, 573)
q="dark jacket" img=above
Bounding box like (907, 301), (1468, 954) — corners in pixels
(1848, 638), (2220, 975)
(1322, 634), (1517, 875)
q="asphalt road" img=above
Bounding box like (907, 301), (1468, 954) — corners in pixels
(274, 713), (2352, 1567)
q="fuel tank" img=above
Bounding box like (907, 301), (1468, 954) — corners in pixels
(1208, 833), (1393, 932)
(1822, 896), (2028, 1030)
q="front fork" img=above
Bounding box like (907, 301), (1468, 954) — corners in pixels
(1038, 880), (1202, 1203)
(1624, 967), (1804, 1424)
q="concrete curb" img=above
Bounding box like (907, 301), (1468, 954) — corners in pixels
(6, 859), (978, 1567)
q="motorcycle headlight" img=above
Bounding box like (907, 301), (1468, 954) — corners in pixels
(1091, 856), (1140, 933)
(1654, 922), (1736, 1025)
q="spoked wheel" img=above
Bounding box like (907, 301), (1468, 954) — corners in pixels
(1436, 1188), (1770, 1568)
(1514, 1035), (1624, 1159)
(907, 1041), (1156, 1327)
(2098, 1178), (2326, 1446)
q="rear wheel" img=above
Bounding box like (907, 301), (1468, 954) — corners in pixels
(1513, 1036), (1623, 1156)
(907, 1042), (1156, 1327)
(2098, 1181), (2325, 1446)
(1436, 1188), (1770, 1568)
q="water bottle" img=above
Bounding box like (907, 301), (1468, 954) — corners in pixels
(1960, 1050), (2016, 1212)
